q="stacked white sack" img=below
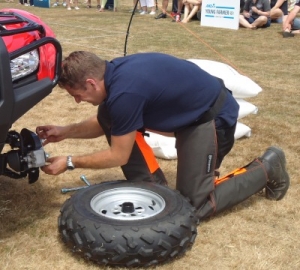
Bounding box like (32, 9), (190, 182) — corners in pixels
(144, 59), (262, 160)
(144, 101), (256, 159)
(188, 59), (261, 139)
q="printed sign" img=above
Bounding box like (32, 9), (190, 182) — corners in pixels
(33, 0), (50, 8)
(200, 0), (240, 30)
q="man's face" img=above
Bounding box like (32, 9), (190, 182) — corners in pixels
(65, 79), (105, 106)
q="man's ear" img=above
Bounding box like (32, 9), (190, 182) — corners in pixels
(86, 78), (98, 90)
(86, 78), (95, 86)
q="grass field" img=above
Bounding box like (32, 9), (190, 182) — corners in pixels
(0, 1), (299, 269)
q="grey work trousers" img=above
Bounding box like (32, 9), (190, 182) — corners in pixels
(175, 120), (267, 219)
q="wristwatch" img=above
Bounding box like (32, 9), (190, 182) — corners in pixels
(66, 155), (75, 170)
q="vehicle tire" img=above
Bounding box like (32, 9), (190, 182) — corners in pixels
(58, 180), (199, 267)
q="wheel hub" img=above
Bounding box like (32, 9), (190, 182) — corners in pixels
(90, 187), (166, 220)
(121, 202), (135, 213)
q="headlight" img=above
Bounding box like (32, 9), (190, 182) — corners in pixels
(10, 49), (39, 81)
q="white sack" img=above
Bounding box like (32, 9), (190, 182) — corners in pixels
(187, 59), (262, 98)
(145, 122), (252, 159)
(236, 99), (258, 119)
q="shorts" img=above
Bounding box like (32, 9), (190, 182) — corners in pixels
(245, 16), (271, 28)
(292, 17), (300, 29)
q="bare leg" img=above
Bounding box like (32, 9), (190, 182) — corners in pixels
(252, 16), (268, 28)
(182, 3), (191, 22)
(270, 8), (283, 20)
(239, 14), (255, 29)
(181, 4), (200, 23)
(99, 0), (107, 11)
(177, 0), (183, 13)
(161, 0), (168, 13)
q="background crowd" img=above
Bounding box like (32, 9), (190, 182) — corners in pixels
(14, 0), (300, 36)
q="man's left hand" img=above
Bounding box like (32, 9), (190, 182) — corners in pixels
(41, 156), (68, 175)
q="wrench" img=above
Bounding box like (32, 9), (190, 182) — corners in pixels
(80, 175), (91, 186)
(61, 186), (89, 194)
(61, 175), (91, 194)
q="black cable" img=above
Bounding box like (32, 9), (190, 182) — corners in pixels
(124, 0), (139, 56)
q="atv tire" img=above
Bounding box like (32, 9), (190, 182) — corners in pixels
(58, 180), (199, 267)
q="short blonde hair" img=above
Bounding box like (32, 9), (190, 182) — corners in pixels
(58, 51), (106, 90)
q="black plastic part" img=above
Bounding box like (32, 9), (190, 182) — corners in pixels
(121, 202), (135, 213)
(28, 168), (39, 184)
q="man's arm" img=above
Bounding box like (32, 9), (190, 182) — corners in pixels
(36, 115), (103, 145)
(64, 115), (104, 139)
(72, 131), (137, 169)
(253, 7), (270, 17)
(252, 0), (270, 17)
(272, 0), (286, 9)
(41, 130), (137, 175)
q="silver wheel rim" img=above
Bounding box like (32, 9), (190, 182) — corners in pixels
(90, 187), (166, 220)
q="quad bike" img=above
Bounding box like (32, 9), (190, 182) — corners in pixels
(0, 9), (198, 267)
(0, 8), (62, 182)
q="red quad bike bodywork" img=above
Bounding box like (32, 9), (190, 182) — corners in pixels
(1, 8), (57, 81)
(0, 9), (62, 183)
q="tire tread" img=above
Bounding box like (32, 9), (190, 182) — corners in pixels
(58, 181), (199, 267)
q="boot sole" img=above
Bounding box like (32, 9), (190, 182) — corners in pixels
(278, 170), (290, 200)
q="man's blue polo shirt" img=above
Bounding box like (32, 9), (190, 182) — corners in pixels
(103, 53), (239, 136)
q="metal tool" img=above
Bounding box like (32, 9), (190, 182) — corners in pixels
(80, 175), (91, 186)
(61, 186), (89, 194)
(61, 175), (91, 194)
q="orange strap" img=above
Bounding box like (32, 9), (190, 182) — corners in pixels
(214, 167), (247, 186)
(135, 132), (160, 173)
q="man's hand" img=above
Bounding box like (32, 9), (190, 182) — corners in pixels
(251, 6), (259, 14)
(39, 130), (137, 175)
(243, 11), (251, 18)
(36, 125), (67, 145)
(41, 156), (68, 175)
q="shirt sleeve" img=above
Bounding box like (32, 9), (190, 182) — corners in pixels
(263, 0), (271, 11)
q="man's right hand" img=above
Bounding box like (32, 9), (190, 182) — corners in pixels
(36, 125), (67, 145)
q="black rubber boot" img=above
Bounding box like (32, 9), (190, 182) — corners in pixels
(260, 146), (290, 200)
